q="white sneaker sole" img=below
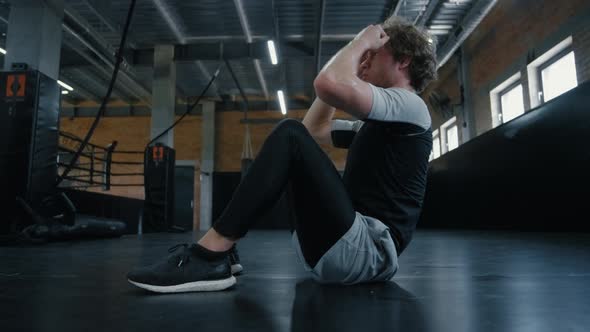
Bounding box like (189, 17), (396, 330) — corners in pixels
(128, 275), (236, 293)
(231, 264), (243, 275)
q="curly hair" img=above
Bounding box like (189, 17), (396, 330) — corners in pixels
(382, 16), (438, 93)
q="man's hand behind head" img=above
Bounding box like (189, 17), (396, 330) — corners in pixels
(353, 25), (390, 51)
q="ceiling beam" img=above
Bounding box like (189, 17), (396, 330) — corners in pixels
(148, 1), (189, 104)
(416, 0), (442, 26)
(83, 40), (348, 67)
(80, 0), (117, 33)
(63, 4), (115, 58)
(60, 98), (309, 117)
(386, 0), (403, 19)
(151, 0), (185, 44)
(233, 0), (269, 100)
(63, 39), (144, 103)
(437, 0), (498, 68)
(57, 76), (102, 103)
(68, 67), (131, 102)
(80, 0), (138, 48)
(57, 9), (152, 105)
(183, 34), (356, 43)
(312, 0), (326, 100)
(195, 60), (220, 98)
(252, 60), (269, 100)
(270, 0), (288, 111)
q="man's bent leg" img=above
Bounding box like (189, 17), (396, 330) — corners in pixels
(127, 119), (356, 293)
(212, 119), (355, 251)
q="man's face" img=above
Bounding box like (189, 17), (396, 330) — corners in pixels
(358, 44), (399, 87)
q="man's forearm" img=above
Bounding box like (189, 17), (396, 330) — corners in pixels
(316, 39), (369, 89)
(302, 97), (335, 144)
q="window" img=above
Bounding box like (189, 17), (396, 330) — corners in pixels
(540, 51), (578, 102)
(430, 129), (441, 161)
(489, 72), (524, 128)
(440, 116), (459, 154)
(446, 124), (459, 152)
(527, 36), (577, 108)
(500, 84), (525, 123)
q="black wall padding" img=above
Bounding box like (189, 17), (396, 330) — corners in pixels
(30, 74), (60, 206)
(420, 81), (590, 231)
(0, 71), (60, 233)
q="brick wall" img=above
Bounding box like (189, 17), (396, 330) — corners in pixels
(423, 0), (590, 137)
(422, 56), (461, 138)
(216, 109), (351, 172)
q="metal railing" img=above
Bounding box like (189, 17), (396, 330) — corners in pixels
(58, 131), (144, 190)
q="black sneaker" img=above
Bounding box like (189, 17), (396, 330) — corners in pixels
(127, 243), (236, 293)
(229, 244), (243, 275)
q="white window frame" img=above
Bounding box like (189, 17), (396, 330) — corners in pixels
(489, 72), (524, 128)
(440, 116), (459, 154)
(527, 36), (576, 108)
(539, 50), (577, 102)
(430, 129), (441, 161)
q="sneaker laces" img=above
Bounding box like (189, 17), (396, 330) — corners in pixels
(168, 243), (192, 267)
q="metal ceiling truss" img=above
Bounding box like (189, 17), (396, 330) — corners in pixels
(0, 0), (495, 112)
(233, 0), (269, 100)
(62, 4), (151, 104)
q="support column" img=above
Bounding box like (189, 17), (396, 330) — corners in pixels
(4, 0), (64, 80)
(199, 101), (215, 230)
(151, 45), (176, 147)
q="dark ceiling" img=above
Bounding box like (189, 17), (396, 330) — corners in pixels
(0, 0), (496, 115)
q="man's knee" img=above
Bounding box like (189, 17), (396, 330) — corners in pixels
(272, 119), (310, 139)
(275, 118), (306, 132)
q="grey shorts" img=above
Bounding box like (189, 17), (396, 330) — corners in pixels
(291, 212), (399, 284)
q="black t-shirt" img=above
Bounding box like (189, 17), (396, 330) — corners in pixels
(331, 85), (433, 255)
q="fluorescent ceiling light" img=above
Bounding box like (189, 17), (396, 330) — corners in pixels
(61, 90), (69, 95)
(0, 47), (5, 55)
(267, 40), (278, 65)
(277, 90), (287, 115)
(57, 80), (74, 91)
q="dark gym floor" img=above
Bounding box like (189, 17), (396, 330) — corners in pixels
(2, 229), (590, 332)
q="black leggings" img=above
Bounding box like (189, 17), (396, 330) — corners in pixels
(213, 119), (356, 268)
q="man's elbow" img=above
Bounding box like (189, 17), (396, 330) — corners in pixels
(314, 76), (367, 118)
(313, 74), (341, 108)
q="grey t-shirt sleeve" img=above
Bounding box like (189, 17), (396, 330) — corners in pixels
(367, 83), (432, 130)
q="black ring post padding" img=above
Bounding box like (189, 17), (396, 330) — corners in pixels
(104, 141), (118, 191)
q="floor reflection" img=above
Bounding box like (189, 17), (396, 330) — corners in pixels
(291, 280), (430, 332)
